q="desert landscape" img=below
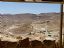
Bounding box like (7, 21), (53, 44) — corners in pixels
(0, 1), (63, 48)
(0, 12), (64, 48)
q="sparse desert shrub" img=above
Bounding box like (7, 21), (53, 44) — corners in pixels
(16, 36), (22, 39)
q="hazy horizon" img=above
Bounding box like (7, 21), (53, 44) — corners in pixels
(0, 12), (60, 15)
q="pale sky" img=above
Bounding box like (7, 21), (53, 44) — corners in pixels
(0, 2), (61, 14)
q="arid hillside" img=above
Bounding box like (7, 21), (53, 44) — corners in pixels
(0, 13), (64, 35)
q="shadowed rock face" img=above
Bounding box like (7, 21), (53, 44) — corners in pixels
(0, 38), (30, 48)
(0, 38), (61, 48)
(43, 40), (56, 48)
(30, 40), (43, 48)
(18, 38), (30, 48)
(0, 41), (17, 48)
